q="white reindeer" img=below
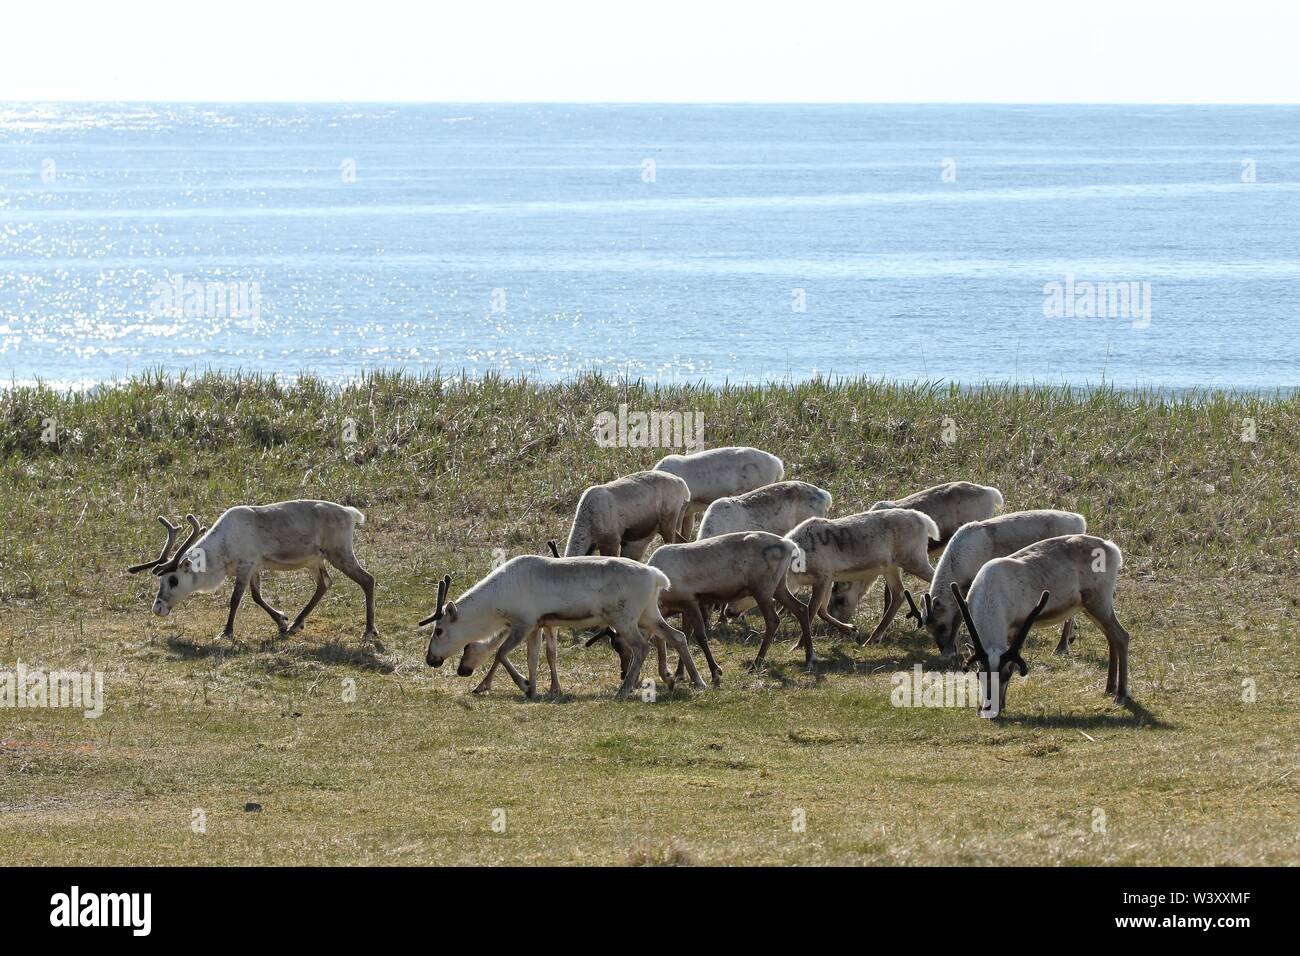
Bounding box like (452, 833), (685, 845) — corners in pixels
(421, 555), (706, 700)
(828, 481), (1002, 623)
(900, 510), (1087, 659)
(697, 480), (832, 539)
(654, 446), (784, 540)
(127, 500), (376, 642)
(949, 534), (1132, 718)
(784, 508), (939, 668)
(640, 531), (806, 685)
(456, 541), (564, 698)
(564, 471), (690, 559)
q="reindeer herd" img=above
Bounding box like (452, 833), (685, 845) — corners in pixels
(129, 446), (1133, 718)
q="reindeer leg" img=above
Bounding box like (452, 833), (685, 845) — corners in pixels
(287, 566), (331, 636)
(222, 568), (250, 640)
(492, 626), (532, 696)
(525, 627), (542, 700)
(328, 551), (378, 643)
(612, 622), (649, 700)
(248, 572), (290, 635)
(746, 588), (783, 676)
(1053, 617), (1075, 656)
(686, 600), (722, 686)
(812, 576), (854, 637)
(772, 580), (812, 668)
(653, 628), (674, 691)
(864, 569), (905, 645)
(647, 610), (706, 690)
(673, 609), (688, 684)
(1097, 610), (1131, 704)
(546, 627), (562, 698)
(472, 655), (503, 695)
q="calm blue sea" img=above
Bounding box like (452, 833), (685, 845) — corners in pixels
(1, 103), (1297, 390)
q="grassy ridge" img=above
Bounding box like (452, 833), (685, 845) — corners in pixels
(0, 373), (1297, 864)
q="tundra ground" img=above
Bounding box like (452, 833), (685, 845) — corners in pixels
(1, 374), (1296, 865)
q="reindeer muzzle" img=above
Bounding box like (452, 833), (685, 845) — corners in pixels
(426, 652), (444, 668)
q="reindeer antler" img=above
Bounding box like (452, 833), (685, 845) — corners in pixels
(1003, 590), (1050, 676)
(902, 589), (925, 627)
(418, 574), (453, 627)
(950, 581), (988, 672)
(546, 540), (560, 558)
(155, 514), (206, 576)
(128, 516), (182, 574)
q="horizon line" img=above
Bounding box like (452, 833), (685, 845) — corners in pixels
(4, 100), (1300, 108)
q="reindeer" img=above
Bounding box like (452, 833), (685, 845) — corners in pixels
(828, 481), (1002, 624)
(422, 554), (706, 700)
(455, 542), (564, 697)
(639, 531), (807, 685)
(949, 534), (1131, 718)
(784, 508), (939, 667)
(127, 500), (376, 642)
(900, 509), (1087, 659)
(654, 446), (784, 540)
(697, 480), (832, 539)
(564, 471), (690, 558)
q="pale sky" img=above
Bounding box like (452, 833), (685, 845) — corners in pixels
(4, 0), (1299, 103)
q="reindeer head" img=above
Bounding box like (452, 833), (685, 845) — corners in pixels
(457, 637), (498, 676)
(128, 515), (208, 617)
(950, 582), (1049, 718)
(902, 589), (963, 657)
(826, 580), (859, 623)
(421, 575), (465, 667)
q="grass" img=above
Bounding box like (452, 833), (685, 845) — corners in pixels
(0, 371), (1297, 865)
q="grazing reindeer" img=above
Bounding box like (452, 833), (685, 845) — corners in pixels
(456, 542), (565, 697)
(949, 534), (1131, 718)
(828, 481), (1002, 623)
(643, 531), (806, 684)
(697, 480), (832, 621)
(128, 500), (376, 642)
(564, 471), (690, 558)
(784, 508), (939, 667)
(900, 509), (1087, 658)
(422, 555), (705, 700)
(697, 480), (832, 539)
(654, 446), (784, 540)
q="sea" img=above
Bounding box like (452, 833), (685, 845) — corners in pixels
(1, 103), (1297, 391)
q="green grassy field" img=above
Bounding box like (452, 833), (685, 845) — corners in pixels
(1, 373), (1297, 865)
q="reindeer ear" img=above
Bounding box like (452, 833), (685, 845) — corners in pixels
(445, 601), (458, 622)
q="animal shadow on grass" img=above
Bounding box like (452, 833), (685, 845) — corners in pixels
(1002, 697), (1170, 731)
(162, 633), (395, 673)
